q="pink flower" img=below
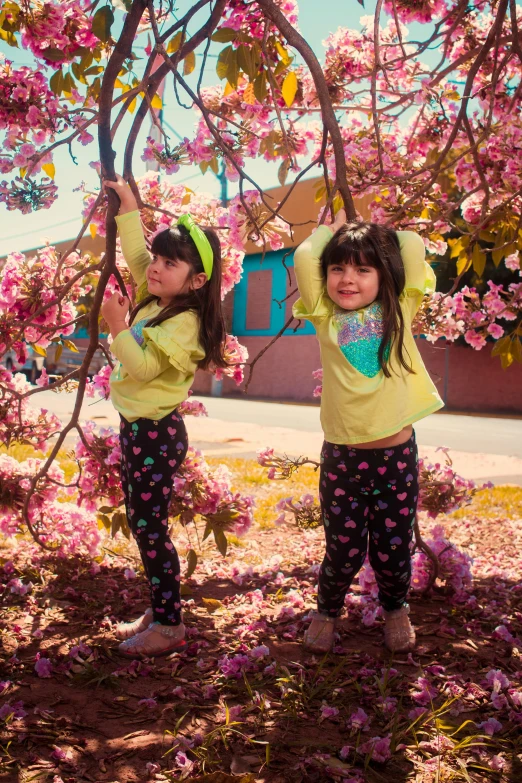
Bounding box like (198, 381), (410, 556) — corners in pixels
(487, 323), (504, 339)
(34, 655), (53, 678)
(485, 669), (510, 692)
(358, 735), (392, 763)
(320, 703), (339, 721)
(478, 717), (502, 735)
(0, 700), (27, 720)
(411, 677), (439, 706)
(349, 706), (370, 729)
(464, 329), (487, 349)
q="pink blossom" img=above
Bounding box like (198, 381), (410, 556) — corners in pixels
(358, 735), (392, 763)
(478, 717), (503, 735)
(34, 655), (53, 678)
(411, 677), (438, 706)
(0, 700), (27, 720)
(320, 703), (339, 720)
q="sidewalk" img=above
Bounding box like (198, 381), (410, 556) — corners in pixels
(31, 390), (522, 486)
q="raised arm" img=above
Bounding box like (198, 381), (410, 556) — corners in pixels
(104, 175), (151, 292)
(292, 209), (346, 316)
(396, 230), (436, 295)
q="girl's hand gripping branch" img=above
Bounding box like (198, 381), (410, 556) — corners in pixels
(329, 207), (346, 233)
(104, 174), (139, 215)
(101, 292), (130, 339)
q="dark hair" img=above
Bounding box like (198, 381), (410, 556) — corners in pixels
(321, 221), (414, 377)
(129, 223), (227, 371)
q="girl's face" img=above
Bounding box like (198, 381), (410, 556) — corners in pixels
(147, 254), (207, 305)
(326, 257), (380, 311)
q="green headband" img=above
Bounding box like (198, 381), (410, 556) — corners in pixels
(177, 213), (213, 280)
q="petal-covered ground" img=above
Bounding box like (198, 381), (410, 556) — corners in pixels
(1, 459), (521, 783)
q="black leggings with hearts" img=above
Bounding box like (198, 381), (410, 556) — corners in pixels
(119, 410), (188, 626)
(317, 433), (419, 616)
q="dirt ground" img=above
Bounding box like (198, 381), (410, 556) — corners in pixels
(1, 462), (522, 783)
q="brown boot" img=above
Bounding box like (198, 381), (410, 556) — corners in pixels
(303, 611), (337, 653)
(383, 604), (416, 652)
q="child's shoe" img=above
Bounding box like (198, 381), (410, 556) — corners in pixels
(118, 621), (186, 659)
(303, 611), (337, 653)
(114, 608), (153, 640)
(383, 604), (416, 652)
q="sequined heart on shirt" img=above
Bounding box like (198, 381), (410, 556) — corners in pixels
(333, 302), (389, 378)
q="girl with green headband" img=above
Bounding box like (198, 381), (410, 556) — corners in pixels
(102, 174), (228, 659)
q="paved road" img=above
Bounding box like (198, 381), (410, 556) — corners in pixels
(32, 390), (522, 458)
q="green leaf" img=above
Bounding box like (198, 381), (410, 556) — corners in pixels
(50, 69), (64, 96)
(471, 243), (485, 277)
(491, 335), (510, 357)
(111, 511), (127, 538)
(278, 158), (291, 187)
(83, 65), (104, 76)
(216, 45), (238, 87)
(213, 528), (228, 557)
(80, 50), (94, 70)
(512, 336), (522, 364)
(42, 47), (67, 62)
(186, 549), (198, 578)
(237, 44), (259, 79)
(71, 62), (88, 84)
(63, 72), (76, 94)
(211, 27), (238, 43)
(92, 6), (114, 43)
(253, 72), (267, 102)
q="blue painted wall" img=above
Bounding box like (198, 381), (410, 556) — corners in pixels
(231, 249), (315, 337)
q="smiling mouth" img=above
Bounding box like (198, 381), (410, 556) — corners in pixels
(339, 290), (358, 296)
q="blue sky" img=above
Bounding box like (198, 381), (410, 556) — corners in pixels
(0, 0), (437, 254)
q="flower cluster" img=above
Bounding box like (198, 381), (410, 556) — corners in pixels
(171, 446), (254, 537)
(141, 136), (191, 175)
(0, 244), (81, 362)
(418, 448), (489, 518)
(74, 422), (123, 512)
(214, 334), (249, 385)
(18, 0), (99, 64)
(0, 370), (61, 450)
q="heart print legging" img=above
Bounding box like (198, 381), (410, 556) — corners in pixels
(119, 410), (188, 626)
(317, 433), (419, 616)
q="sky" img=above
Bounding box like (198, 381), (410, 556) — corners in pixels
(0, 0), (435, 255)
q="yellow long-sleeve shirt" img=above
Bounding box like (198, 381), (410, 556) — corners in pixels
(109, 211), (204, 422)
(292, 225), (443, 444)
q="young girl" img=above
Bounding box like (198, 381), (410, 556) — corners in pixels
(101, 175), (227, 658)
(293, 208), (443, 654)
